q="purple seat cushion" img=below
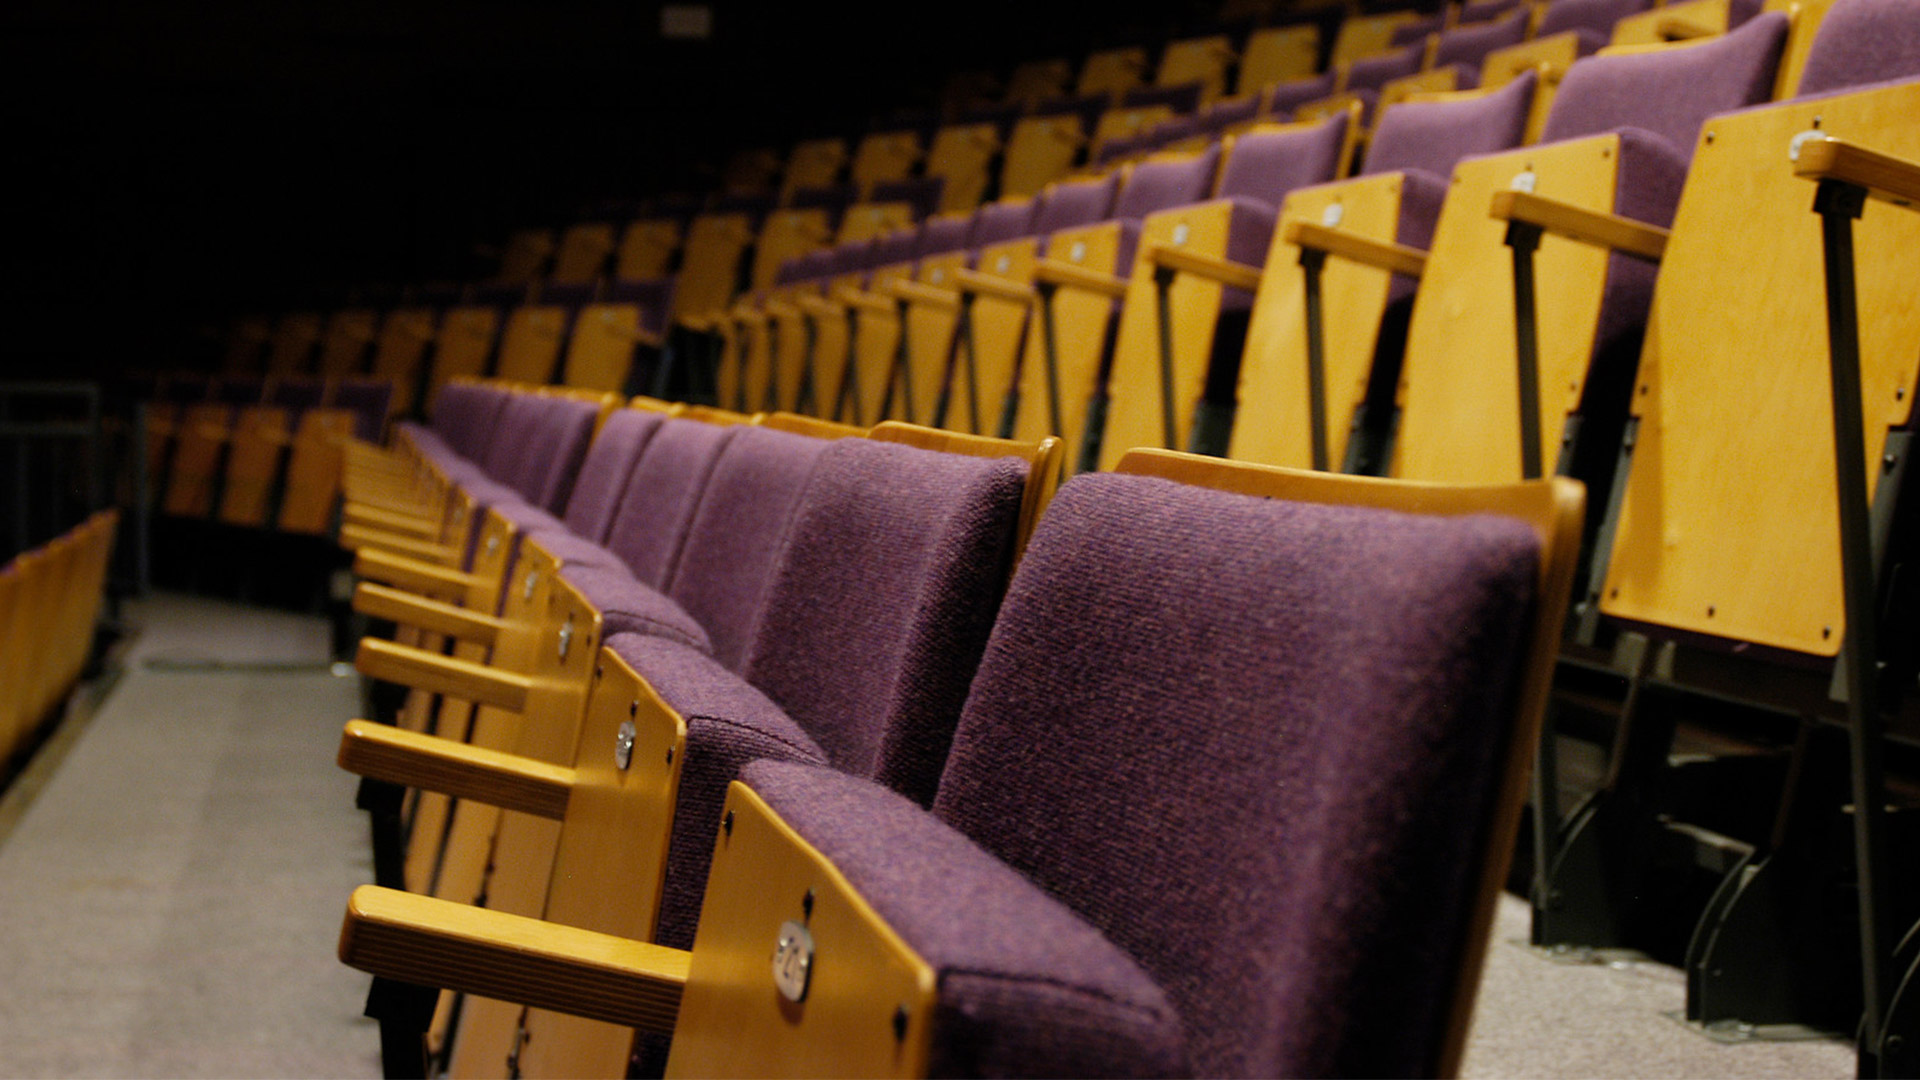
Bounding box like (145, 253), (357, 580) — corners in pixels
(523, 523), (630, 572)
(614, 634), (830, 950)
(1795, 0), (1920, 96)
(559, 409), (667, 544)
(603, 419), (740, 587)
(1540, 11), (1788, 160)
(740, 438), (1026, 807)
(666, 426), (834, 672)
(743, 759), (1188, 1078)
(560, 563), (710, 651)
(930, 472), (1539, 1077)
(1364, 68), (1536, 177)
(1216, 111), (1351, 206)
(1032, 173), (1122, 236)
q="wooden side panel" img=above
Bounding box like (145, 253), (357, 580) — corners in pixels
(904, 256), (967, 426)
(162, 403), (234, 517)
(1076, 46), (1149, 98)
(496, 228), (555, 284)
(518, 647), (688, 1079)
(1010, 224), (1126, 456)
(779, 138), (849, 202)
(562, 304), (642, 392)
(265, 312), (323, 375)
(851, 131), (922, 191)
(552, 223), (616, 284)
(1601, 87), (1920, 656)
(426, 309), (501, 407)
(370, 308), (437, 418)
(1098, 199), (1240, 470)
(957, 239), (1042, 435)
(317, 309), (379, 378)
(750, 208), (834, 294)
(1393, 135), (1621, 484)
(216, 405), (290, 526)
(493, 305), (569, 385)
(616, 219), (682, 282)
(1239, 24), (1320, 93)
(769, 296), (817, 415)
(1229, 175), (1403, 469)
(1001, 115), (1085, 200)
(924, 124), (999, 214)
(1610, 0), (1729, 45)
(835, 203), (916, 247)
(1331, 11), (1423, 67)
(1157, 35), (1233, 105)
(667, 783), (936, 1080)
(676, 213), (755, 318)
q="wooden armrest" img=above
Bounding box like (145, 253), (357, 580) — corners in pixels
(1794, 137), (1920, 210)
(339, 885), (686, 1033)
(833, 285), (898, 314)
(338, 719), (571, 818)
(1284, 221), (1429, 277)
(339, 524), (459, 565)
(1146, 244), (1262, 291)
(728, 302), (770, 326)
(354, 637), (531, 712)
(677, 312), (718, 333)
(352, 548), (483, 599)
(762, 298), (803, 320)
(596, 319), (664, 346)
(951, 267), (1038, 303)
(1655, 15), (1715, 39)
(883, 279), (960, 308)
(798, 294), (846, 319)
(1033, 259), (1128, 298)
(341, 503), (440, 538)
(353, 582), (502, 646)
(1489, 189), (1669, 262)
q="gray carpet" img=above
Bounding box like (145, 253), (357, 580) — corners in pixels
(0, 591), (1865, 1078)
(0, 593), (379, 1078)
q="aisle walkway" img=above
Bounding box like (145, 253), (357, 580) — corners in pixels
(0, 591), (1862, 1078)
(0, 593), (378, 1078)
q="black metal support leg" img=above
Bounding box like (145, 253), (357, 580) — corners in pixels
(1298, 247), (1330, 472)
(1505, 220), (1546, 481)
(1152, 265), (1180, 450)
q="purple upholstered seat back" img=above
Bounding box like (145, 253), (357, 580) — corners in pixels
(868, 227), (920, 270)
(914, 213), (973, 260)
(1031, 173), (1123, 235)
(1264, 70), (1338, 117)
(330, 378), (393, 441)
(965, 198), (1038, 247)
(1537, 0), (1655, 40)
(602, 418), (739, 587)
(480, 394), (543, 487)
(1112, 142), (1221, 221)
(1459, 0), (1528, 24)
(559, 408), (666, 543)
(1431, 8), (1532, 85)
(740, 437), (1027, 806)
(1795, 0), (1920, 96)
(1345, 43), (1425, 92)
(665, 426), (836, 671)
(1363, 68), (1537, 177)
(1540, 11), (1788, 160)
(526, 395), (604, 513)
(1216, 111), (1351, 206)
(1198, 93), (1260, 133)
(1389, 13), (1445, 47)
(442, 383), (510, 463)
(929, 471), (1540, 1078)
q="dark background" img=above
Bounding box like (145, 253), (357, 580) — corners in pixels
(1, 0), (1208, 380)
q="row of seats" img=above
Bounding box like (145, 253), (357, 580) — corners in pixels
(0, 511), (117, 770)
(329, 378), (1581, 1077)
(128, 0), (1920, 1066)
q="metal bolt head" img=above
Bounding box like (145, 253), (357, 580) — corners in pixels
(614, 720), (636, 770)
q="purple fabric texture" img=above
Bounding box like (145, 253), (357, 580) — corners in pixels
(1795, 0), (1920, 96)
(743, 759), (1187, 1078)
(1540, 11), (1788, 160)
(1198, 94), (1260, 132)
(915, 214), (974, 260)
(1217, 112), (1350, 206)
(558, 409), (667, 544)
(527, 395), (604, 513)
(479, 394), (542, 492)
(1431, 8), (1531, 73)
(1219, 198), (1280, 313)
(606, 633), (830, 952)
(522, 527), (629, 572)
(1262, 70), (1338, 116)
(666, 426), (834, 672)
(1458, 0), (1527, 24)
(1364, 68), (1536, 177)
(1032, 173), (1123, 236)
(928, 472), (1540, 1078)
(1113, 143), (1222, 222)
(558, 563), (711, 650)
(740, 438), (1026, 808)
(459, 386), (513, 465)
(1344, 44), (1425, 92)
(966, 198), (1039, 247)
(1537, 0), (1654, 38)
(603, 419), (740, 587)
(1590, 127), (1690, 380)
(1388, 13), (1446, 46)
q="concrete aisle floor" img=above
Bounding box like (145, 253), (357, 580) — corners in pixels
(0, 592), (379, 1078)
(0, 590), (1866, 1079)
